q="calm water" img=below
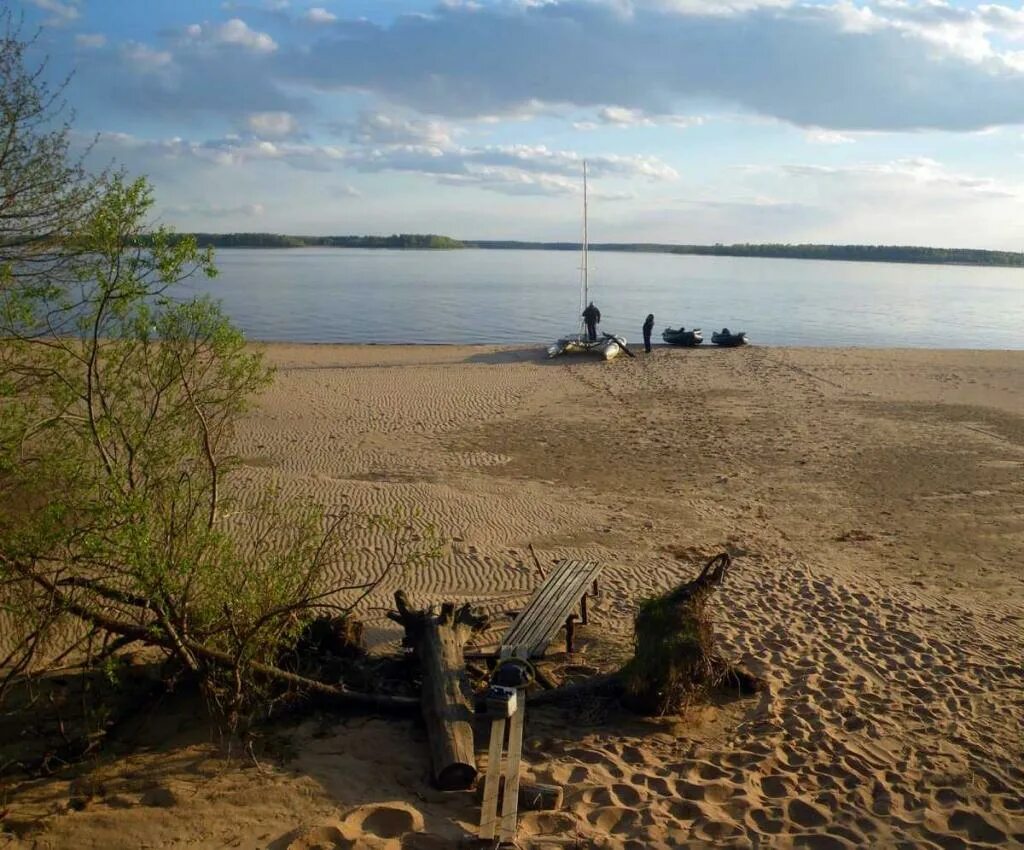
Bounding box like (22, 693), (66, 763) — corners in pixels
(184, 248), (1024, 348)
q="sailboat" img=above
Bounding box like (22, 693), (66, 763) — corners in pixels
(546, 162), (628, 361)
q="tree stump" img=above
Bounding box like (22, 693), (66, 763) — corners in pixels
(388, 590), (488, 790)
(621, 553), (733, 715)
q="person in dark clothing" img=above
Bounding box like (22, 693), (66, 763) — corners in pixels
(582, 302), (601, 342)
(642, 313), (655, 353)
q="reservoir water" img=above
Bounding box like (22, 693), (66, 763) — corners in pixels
(187, 248), (1024, 348)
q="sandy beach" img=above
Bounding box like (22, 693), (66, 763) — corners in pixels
(4, 343), (1023, 849)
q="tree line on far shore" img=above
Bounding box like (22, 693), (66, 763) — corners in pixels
(180, 233), (1024, 268)
(184, 233), (466, 250)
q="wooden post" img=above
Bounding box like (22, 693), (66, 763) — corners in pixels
(565, 614), (577, 654)
(479, 715), (507, 840)
(580, 593), (589, 625)
(499, 699), (526, 842)
(388, 591), (488, 790)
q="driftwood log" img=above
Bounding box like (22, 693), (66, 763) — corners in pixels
(475, 780), (564, 812)
(1, 556), (420, 716)
(387, 590), (488, 790)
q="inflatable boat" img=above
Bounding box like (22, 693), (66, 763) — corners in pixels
(661, 327), (703, 347)
(711, 329), (748, 347)
(547, 333), (629, 361)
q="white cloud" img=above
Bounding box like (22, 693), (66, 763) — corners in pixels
(638, 0), (793, 13)
(350, 112), (454, 146)
(349, 142), (678, 195)
(60, 1), (1024, 137)
(805, 128), (855, 144)
(598, 107), (655, 127)
(122, 42), (174, 73)
(330, 184), (363, 198)
(71, 30), (300, 125)
(30, 0), (79, 25)
(97, 131), (344, 172)
(775, 157), (1019, 199)
(978, 3), (1024, 37)
(284, 0), (1024, 131)
(94, 130), (675, 197)
(246, 111), (299, 137)
(590, 106), (703, 128)
(216, 18), (278, 51)
(737, 154), (1024, 246)
(186, 18), (278, 52)
(74, 33), (107, 49)
(305, 7), (337, 23)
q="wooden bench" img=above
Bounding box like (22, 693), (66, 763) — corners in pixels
(478, 557), (604, 844)
(500, 558), (603, 659)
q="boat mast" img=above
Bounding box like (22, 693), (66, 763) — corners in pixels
(581, 160), (589, 321)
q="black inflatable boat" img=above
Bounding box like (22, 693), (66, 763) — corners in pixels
(661, 327), (703, 346)
(711, 328), (748, 347)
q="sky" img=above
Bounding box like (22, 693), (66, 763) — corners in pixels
(16, 0), (1024, 247)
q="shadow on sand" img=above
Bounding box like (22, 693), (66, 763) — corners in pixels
(461, 343), (729, 366)
(461, 347), (560, 366)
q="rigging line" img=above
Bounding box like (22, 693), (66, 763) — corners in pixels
(579, 160), (589, 334)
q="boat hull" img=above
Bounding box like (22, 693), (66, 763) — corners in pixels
(662, 328), (703, 347)
(711, 331), (748, 347)
(595, 335), (627, 360)
(548, 333), (628, 360)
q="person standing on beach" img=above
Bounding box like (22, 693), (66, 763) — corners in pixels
(582, 302), (601, 342)
(642, 313), (655, 353)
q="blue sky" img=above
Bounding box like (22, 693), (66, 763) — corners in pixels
(18, 0), (1024, 247)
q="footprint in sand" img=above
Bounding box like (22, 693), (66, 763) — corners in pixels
(760, 773), (795, 799)
(694, 819), (745, 842)
(564, 746), (606, 765)
(699, 782), (736, 805)
(791, 835), (855, 850)
(593, 783), (645, 808)
(338, 802), (424, 841)
(632, 772), (672, 796)
(746, 807), (786, 835)
(280, 823), (353, 850)
(586, 805), (643, 835)
(945, 809), (1007, 844)
(517, 810), (577, 838)
(548, 762), (591, 785)
(787, 797), (830, 829)
(667, 798), (709, 822)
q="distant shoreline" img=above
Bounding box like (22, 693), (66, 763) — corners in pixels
(249, 341), (1023, 353)
(179, 233), (1024, 269)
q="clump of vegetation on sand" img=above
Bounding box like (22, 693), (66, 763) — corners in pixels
(621, 554), (757, 715)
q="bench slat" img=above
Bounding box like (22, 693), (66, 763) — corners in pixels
(506, 561), (580, 650)
(526, 562), (602, 653)
(504, 561), (582, 651)
(501, 558), (603, 657)
(516, 565), (593, 653)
